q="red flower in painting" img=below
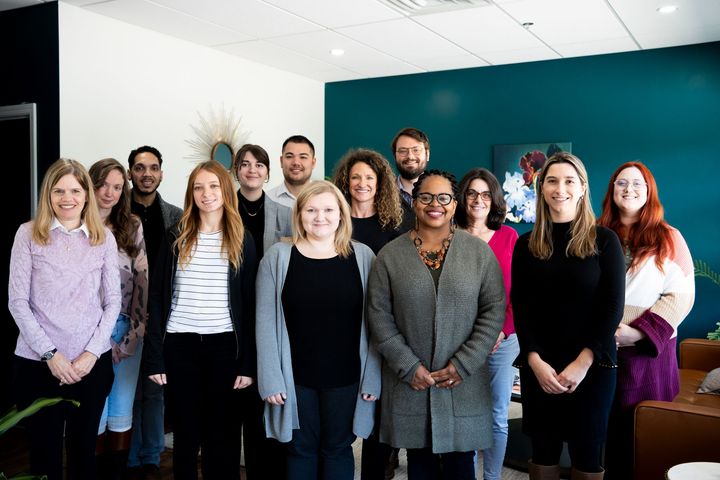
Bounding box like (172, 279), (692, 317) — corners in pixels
(519, 150), (547, 186)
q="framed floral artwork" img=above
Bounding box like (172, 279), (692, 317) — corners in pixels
(493, 142), (571, 223)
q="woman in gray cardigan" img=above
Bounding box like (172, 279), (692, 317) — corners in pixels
(367, 170), (506, 480)
(256, 180), (380, 480)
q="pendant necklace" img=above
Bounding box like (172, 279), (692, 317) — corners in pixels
(413, 227), (454, 270)
(240, 199), (264, 217)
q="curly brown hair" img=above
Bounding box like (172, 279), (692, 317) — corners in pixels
(332, 148), (403, 231)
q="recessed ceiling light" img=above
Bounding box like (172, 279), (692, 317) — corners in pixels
(330, 48), (345, 56)
(657, 5), (678, 14)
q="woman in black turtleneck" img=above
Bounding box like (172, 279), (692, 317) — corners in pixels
(230, 144), (291, 479)
(512, 152), (625, 480)
(232, 144), (292, 258)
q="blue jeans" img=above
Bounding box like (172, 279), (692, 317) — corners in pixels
(127, 338), (165, 467)
(481, 334), (520, 480)
(288, 383), (358, 480)
(98, 315), (142, 433)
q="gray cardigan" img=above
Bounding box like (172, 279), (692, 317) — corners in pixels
(256, 241), (380, 443)
(367, 230), (505, 453)
(262, 197), (292, 254)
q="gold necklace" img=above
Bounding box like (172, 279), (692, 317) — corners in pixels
(413, 228), (454, 270)
(240, 199), (264, 217)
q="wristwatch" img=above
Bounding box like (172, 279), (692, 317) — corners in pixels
(40, 348), (57, 362)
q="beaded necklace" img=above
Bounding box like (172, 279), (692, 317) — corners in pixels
(413, 227), (454, 270)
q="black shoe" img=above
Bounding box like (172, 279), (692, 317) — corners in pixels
(142, 463), (161, 480)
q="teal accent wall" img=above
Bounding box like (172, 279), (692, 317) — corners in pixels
(325, 41), (720, 342)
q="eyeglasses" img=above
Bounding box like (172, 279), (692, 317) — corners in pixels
(614, 179), (647, 190)
(395, 146), (425, 157)
(414, 192), (455, 206)
(466, 189), (492, 202)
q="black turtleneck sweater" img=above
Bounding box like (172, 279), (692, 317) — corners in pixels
(237, 190), (265, 256)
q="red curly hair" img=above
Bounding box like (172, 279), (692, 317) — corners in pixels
(598, 161), (675, 272)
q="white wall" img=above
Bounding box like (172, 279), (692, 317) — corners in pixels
(58, 2), (324, 207)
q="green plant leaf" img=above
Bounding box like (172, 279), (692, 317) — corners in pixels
(0, 398), (79, 435)
(694, 259), (720, 287)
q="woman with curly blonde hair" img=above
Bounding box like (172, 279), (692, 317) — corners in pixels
(333, 148), (409, 254)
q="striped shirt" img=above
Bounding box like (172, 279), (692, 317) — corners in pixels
(166, 231), (233, 334)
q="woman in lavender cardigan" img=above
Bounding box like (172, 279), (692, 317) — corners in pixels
(9, 158), (121, 480)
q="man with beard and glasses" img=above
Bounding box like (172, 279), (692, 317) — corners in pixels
(267, 135), (317, 208)
(126, 145), (182, 480)
(391, 127), (430, 210)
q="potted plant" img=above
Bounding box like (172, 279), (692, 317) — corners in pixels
(0, 398), (79, 480)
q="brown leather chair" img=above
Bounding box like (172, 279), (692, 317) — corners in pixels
(633, 339), (720, 480)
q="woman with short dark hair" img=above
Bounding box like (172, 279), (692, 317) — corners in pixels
(368, 169), (505, 479)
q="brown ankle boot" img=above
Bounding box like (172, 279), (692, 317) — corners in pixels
(570, 467), (605, 479)
(529, 461), (561, 480)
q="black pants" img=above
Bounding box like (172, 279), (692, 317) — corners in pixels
(164, 332), (242, 480)
(406, 448), (475, 480)
(287, 382), (359, 480)
(13, 351), (114, 480)
(531, 435), (603, 472)
(236, 383), (287, 480)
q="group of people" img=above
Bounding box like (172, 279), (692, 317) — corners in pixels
(9, 127), (694, 480)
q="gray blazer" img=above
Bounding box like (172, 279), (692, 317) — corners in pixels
(256, 241), (380, 443)
(367, 230), (505, 453)
(158, 192), (182, 229)
(262, 197), (292, 254)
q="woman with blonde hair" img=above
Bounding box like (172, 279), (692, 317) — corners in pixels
(598, 162), (694, 480)
(9, 158), (121, 480)
(256, 180), (379, 480)
(145, 160), (258, 479)
(512, 152), (625, 479)
(332, 148), (408, 254)
(89, 158), (148, 479)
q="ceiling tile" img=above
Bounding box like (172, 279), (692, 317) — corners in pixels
(216, 39), (339, 75)
(337, 18), (469, 63)
(267, 29), (423, 76)
(263, 0), (403, 29)
(499, 0), (630, 45)
(554, 37), (639, 58)
(415, 54), (490, 72)
(85, 0), (252, 45)
(151, 0), (323, 39)
(481, 46), (560, 65)
(414, 5), (546, 56)
(0, 0), (43, 12)
(608, 0), (720, 48)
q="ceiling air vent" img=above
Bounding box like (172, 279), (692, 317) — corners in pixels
(380, 0), (491, 16)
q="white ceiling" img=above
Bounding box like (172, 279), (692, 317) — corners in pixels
(8, 0), (720, 82)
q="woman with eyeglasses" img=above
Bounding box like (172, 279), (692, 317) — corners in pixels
(368, 169), (505, 479)
(598, 162), (694, 480)
(512, 153), (625, 480)
(455, 168), (519, 480)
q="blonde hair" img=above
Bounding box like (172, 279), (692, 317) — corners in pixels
(292, 180), (353, 258)
(529, 152), (598, 259)
(33, 158), (106, 246)
(332, 148), (403, 230)
(174, 160), (245, 270)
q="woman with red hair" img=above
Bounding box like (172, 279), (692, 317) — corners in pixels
(598, 161), (695, 480)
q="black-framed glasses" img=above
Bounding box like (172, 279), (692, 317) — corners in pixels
(395, 146), (425, 157)
(415, 192), (455, 206)
(614, 179), (647, 190)
(466, 189), (492, 202)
